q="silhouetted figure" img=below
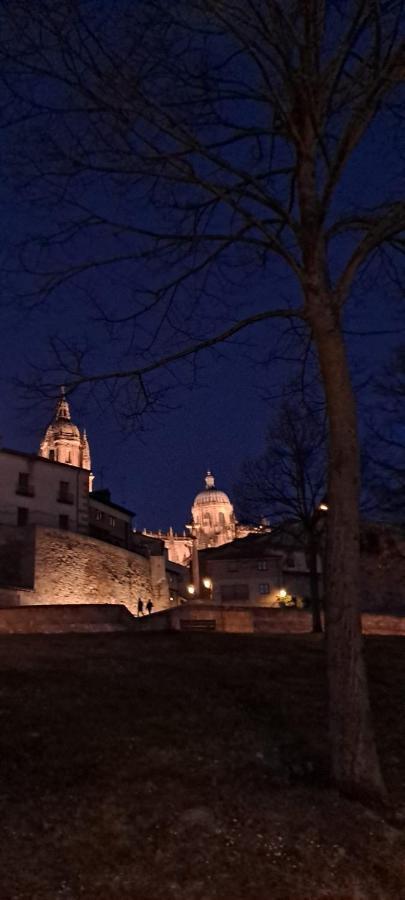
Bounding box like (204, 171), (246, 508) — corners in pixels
(146, 599), (154, 615)
(137, 598), (144, 616)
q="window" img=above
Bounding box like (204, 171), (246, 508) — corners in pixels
(49, 450), (55, 461)
(203, 513), (212, 527)
(95, 510), (104, 521)
(58, 480), (73, 504)
(16, 472), (34, 496)
(220, 583), (249, 602)
(219, 512), (225, 526)
(59, 514), (69, 531)
(258, 583), (270, 595)
(257, 560), (267, 571)
(109, 516), (116, 527)
(17, 507), (29, 526)
(67, 452), (71, 464)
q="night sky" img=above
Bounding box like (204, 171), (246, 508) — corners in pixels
(0, 10), (403, 534)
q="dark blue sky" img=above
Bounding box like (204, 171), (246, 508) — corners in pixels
(0, 260), (401, 533)
(0, 7), (403, 532)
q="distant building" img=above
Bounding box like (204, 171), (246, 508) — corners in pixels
(39, 387), (93, 489)
(0, 447), (89, 533)
(144, 470), (257, 563)
(196, 526), (325, 607)
(89, 488), (134, 549)
(0, 396), (170, 612)
(188, 470), (237, 549)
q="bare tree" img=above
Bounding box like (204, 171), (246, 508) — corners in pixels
(235, 397), (327, 632)
(0, 0), (404, 800)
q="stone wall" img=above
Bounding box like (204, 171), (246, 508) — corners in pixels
(134, 604), (405, 636)
(0, 525), (35, 589)
(0, 603), (136, 633)
(0, 525), (170, 613)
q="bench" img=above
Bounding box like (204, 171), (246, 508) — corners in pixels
(180, 619), (216, 632)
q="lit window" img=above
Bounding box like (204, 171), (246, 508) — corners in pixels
(109, 516), (116, 527)
(258, 583), (270, 595)
(257, 560), (267, 571)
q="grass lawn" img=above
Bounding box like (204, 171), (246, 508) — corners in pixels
(0, 633), (404, 899)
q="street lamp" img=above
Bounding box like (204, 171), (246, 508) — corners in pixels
(202, 576), (213, 601)
(187, 584), (195, 596)
(279, 588), (287, 600)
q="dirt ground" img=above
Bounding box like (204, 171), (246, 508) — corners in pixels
(0, 632), (404, 900)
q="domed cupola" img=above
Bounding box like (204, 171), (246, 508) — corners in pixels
(191, 471), (236, 549)
(39, 387), (92, 476)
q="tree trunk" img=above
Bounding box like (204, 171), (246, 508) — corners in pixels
(312, 308), (386, 802)
(308, 537), (323, 633)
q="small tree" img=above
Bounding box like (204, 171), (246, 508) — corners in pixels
(235, 398), (327, 632)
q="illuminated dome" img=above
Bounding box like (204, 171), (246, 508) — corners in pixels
(191, 471), (236, 549)
(39, 387), (92, 474)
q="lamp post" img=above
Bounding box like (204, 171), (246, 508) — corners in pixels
(307, 498), (328, 633)
(202, 576), (213, 601)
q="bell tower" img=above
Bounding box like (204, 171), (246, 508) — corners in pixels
(39, 387), (93, 488)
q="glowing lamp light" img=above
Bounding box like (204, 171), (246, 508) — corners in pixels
(279, 588), (287, 599)
(202, 577), (212, 590)
(187, 584), (195, 595)
(319, 502), (329, 512)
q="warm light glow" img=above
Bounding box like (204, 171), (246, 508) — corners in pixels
(319, 502), (328, 511)
(279, 588), (287, 599)
(202, 577), (212, 589)
(187, 584), (195, 595)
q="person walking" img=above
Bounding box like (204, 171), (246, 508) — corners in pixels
(137, 597), (144, 616)
(146, 599), (154, 615)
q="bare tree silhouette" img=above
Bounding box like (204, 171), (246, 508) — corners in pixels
(0, 0), (404, 800)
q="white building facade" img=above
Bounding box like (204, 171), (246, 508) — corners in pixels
(0, 448), (90, 533)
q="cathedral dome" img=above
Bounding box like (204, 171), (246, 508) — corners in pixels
(193, 488), (231, 506)
(44, 420), (81, 441)
(190, 471), (236, 549)
(192, 471), (232, 508)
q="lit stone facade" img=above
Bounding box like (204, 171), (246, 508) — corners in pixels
(144, 470), (255, 563)
(189, 471), (237, 549)
(39, 388), (93, 487)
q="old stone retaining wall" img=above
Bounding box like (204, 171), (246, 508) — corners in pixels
(134, 604), (405, 635)
(0, 526), (169, 614)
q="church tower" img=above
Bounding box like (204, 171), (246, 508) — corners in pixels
(39, 388), (93, 488)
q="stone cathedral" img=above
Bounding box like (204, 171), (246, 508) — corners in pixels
(39, 387), (94, 489)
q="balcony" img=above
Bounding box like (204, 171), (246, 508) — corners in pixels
(15, 485), (35, 497)
(57, 491), (74, 505)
